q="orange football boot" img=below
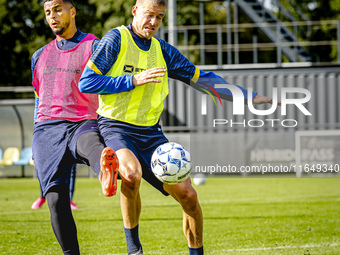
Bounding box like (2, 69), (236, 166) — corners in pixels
(99, 147), (119, 196)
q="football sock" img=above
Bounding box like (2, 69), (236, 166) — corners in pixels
(189, 246), (204, 255)
(124, 225), (143, 254)
(46, 185), (80, 255)
(76, 131), (105, 176)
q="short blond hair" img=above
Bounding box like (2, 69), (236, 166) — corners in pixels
(136, 0), (167, 7)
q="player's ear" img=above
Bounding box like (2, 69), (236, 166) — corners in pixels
(70, 6), (76, 18)
(132, 5), (137, 17)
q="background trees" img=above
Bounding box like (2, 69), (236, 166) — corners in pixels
(1, 0), (339, 89)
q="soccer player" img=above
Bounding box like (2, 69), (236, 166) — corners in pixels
(31, 164), (79, 210)
(79, 0), (274, 254)
(31, 0), (119, 254)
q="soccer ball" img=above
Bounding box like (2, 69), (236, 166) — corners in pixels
(151, 142), (192, 185)
(193, 173), (207, 186)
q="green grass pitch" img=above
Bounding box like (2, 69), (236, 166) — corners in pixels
(0, 176), (339, 254)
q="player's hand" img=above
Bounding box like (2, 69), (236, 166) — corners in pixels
(132, 67), (166, 86)
(253, 94), (281, 106)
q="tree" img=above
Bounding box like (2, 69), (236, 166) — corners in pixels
(0, 0), (46, 88)
(0, 0), (102, 91)
(1, 0), (339, 92)
(87, 0), (136, 37)
(277, 0), (340, 62)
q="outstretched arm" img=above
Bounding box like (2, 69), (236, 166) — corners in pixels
(254, 94), (273, 104)
(253, 94), (281, 105)
(155, 38), (277, 105)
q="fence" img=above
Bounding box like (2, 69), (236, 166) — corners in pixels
(156, 20), (340, 65)
(0, 99), (92, 178)
(161, 65), (340, 173)
(162, 65), (340, 132)
(1, 65), (339, 176)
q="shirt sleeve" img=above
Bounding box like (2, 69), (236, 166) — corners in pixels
(193, 70), (257, 102)
(31, 47), (45, 123)
(157, 38), (257, 101)
(31, 55), (36, 82)
(156, 38), (196, 84)
(92, 38), (100, 53)
(34, 93), (39, 123)
(79, 29), (134, 94)
(31, 46), (45, 81)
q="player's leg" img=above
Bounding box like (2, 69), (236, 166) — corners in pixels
(75, 129), (119, 196)
(69, 164), (76, 200)
(44, 151), (80, 255)
(116, 148), (143, 255)
(45, 184), (80, 255)
(31, 160), (47, 209)
(164, 178), (204, 255)
(31, 185), (46, 209)
(97, 116), (149, 254)
(69, 165), (79, 210)
(32, 121), (81, 254)
(75, 130), (104, 175)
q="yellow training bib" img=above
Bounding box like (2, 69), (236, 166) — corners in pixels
(97, 26), (168, 126)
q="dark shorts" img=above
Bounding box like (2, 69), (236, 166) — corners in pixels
(98, 116), (169, 196)
(32, 119), (99, 196)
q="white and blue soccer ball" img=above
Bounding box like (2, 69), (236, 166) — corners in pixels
(151, 142), (192, 185)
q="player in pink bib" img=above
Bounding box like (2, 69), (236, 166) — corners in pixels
(31, 1), (119, 254)
(33, 33), (98, 123)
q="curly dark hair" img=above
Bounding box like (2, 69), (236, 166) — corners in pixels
(43, 0), (74, 7)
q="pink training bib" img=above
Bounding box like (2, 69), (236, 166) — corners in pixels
(33, 34), (98, 123)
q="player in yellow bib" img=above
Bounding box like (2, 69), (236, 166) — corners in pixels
(79, 0), (274, 254)
(98, 25), (169, 126)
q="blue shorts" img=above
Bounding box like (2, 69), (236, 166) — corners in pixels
(32, 119), (99, 196)
(98, 116), (169, 196)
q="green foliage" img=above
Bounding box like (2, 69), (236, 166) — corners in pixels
(277, 0), (340, 62)
(72, 1), (101, 36)
(0, 0), (137, 88)
(1, 0), (340, 88)
(85, 0), (136, 36)
(177, 1), (200, 26)
(0, 0), (46, 86)
(205, 1), (228, 24)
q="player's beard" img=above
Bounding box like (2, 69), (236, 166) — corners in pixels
(52, 21), (70, 36)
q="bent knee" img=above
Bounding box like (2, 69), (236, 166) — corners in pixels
(120, 162), (142, 185)
(177, 187), (199, 209)
(116, 149), (142, 185)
